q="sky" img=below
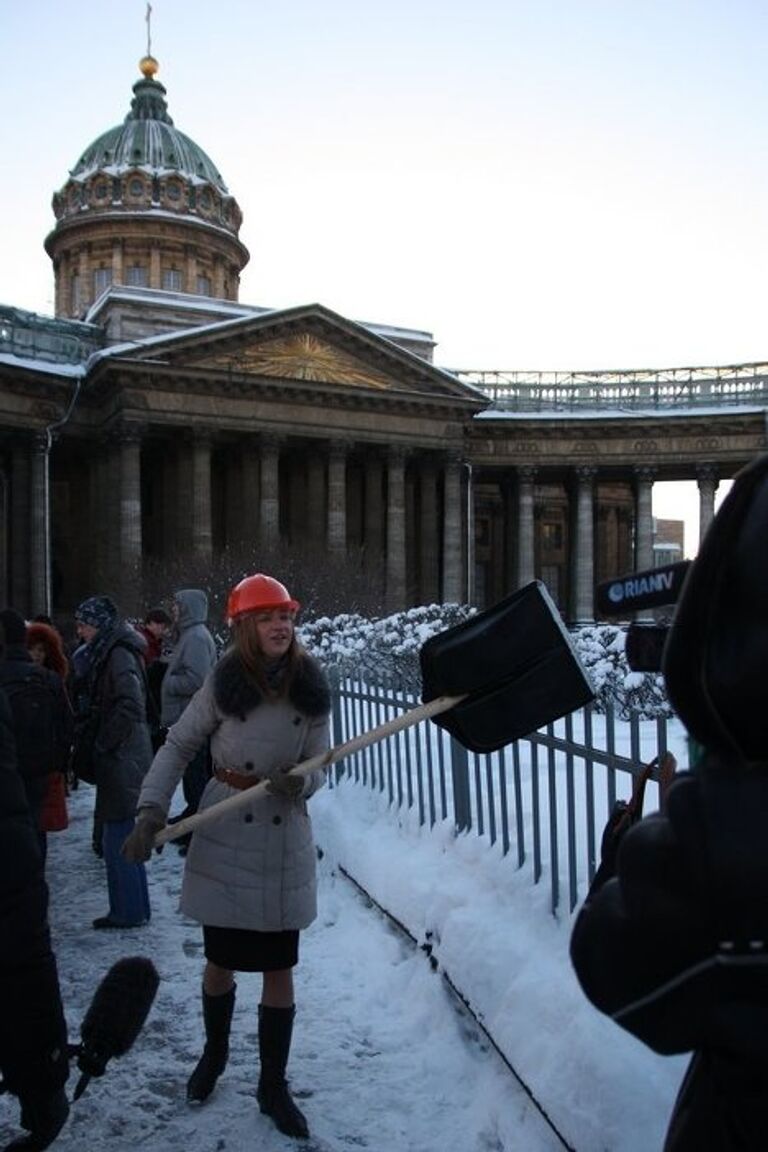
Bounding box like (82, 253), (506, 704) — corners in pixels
(4, 0), (768, 373)
(1, 711), (692, 1152)
(0, 0), (758, 544)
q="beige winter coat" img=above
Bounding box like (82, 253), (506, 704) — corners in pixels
(137, 649), (331, 931)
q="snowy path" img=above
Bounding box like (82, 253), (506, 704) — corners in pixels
(2, 786), (567, 1152)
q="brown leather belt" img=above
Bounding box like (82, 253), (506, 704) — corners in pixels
(214, 765), (262, 791)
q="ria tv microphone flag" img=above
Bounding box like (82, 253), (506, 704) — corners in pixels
(596, 561), (691, 617)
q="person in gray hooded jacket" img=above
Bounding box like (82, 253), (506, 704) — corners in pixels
(161, 589), (217, 838)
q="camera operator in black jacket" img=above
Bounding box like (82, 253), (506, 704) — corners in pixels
(0, 686), (69, 1150)
(571, 452), (768, 1151)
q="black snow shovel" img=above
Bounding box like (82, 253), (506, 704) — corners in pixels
(155, 581), (594, 847)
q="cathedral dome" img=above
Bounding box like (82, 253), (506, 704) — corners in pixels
(45, 57), (249, 319)
(69, 68), (228, 192)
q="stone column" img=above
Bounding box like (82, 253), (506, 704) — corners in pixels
(241, 443), (260, 548)
(516, 466), (537, 588)
(185, 246), (198, 294)
(327, 441), (348, 560)
(419, 458), (440, 604)
(501, 473), (516, 594)
(90, 444), (109, 579)
(604, 505), (619, 578)
(385, 446), (407, 612)
(572, 466), (596, 624)
(78, 248), (92, 313)
(29, 433), (49, 617)
(111, 239), (124, 284)
(191, 430), (213, 560)
(117, 428), (143, 612)
(10, 441), (31, 610)
(149, 244), (161, 289)
(697, 464), (719, 546)
(633, 466), (656, 572)
(442, 452), (463, 603)
(364, 452), (384, 564)
(213, 258), (226, 299)
(302, 450), (324, 547)
(259, 434), (281, 549)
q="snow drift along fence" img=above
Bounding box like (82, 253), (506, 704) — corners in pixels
(329, 672), (672, 915)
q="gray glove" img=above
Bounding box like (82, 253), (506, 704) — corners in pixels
(121, 806), (166, 863)
(265, 766), (305, 801)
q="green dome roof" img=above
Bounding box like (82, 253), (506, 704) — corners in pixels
(70, 70), (229, 192)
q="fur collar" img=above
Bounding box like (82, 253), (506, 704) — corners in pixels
(213, 649), (330, 720)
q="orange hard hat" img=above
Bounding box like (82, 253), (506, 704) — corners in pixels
(226, 574), (300, 623)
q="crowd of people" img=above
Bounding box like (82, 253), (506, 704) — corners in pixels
(0, 573), (331, 1148)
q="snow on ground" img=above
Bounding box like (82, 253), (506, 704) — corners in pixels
(2, 731), (691, 1152)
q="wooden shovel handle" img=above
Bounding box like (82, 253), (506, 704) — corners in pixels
(154, 692), (465, 846)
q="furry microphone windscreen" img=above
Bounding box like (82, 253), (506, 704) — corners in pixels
(74, 956), (160, 1099)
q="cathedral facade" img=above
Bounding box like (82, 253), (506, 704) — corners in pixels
(1, 55), (762, 623)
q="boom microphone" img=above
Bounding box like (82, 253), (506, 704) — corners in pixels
(73, 956), (160, 1100)
(595, 560), (691, 617)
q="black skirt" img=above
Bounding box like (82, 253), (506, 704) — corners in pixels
(203, 925), (299, 972)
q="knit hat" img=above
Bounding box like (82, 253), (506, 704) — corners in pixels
(74, 595), (118, 631)
(0, 608), (27, 645)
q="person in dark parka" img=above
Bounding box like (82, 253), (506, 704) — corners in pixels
(570, 452), (768, 1151)
(0, 608), (72, 832)
(73, 596), (153, 929)
(0, 686), (70, 1149)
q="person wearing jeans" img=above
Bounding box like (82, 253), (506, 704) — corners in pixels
(73, 596), (152, 929)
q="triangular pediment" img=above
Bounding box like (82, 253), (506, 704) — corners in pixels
(187, 331), (396, 390)
(113, 303), (486, 406)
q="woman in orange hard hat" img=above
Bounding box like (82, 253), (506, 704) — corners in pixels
(122, 574), (331, 1139)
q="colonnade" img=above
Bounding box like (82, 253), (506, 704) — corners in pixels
(2, 432), (726, 620)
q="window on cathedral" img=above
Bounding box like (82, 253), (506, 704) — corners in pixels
(129, 177), (144, 197)
(93, 267), (112, 296)
(199, 190), (212, 210)
(197, 275), (211, 296)
(162, 268), (183, 291)
(70, 274), (81, 313)
(93, 181), (109, 201)
(126, 265), (148, 287)
(166, 182), (182, 201)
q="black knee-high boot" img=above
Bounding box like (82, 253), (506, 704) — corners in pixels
(187, 985), (236, 1103)
(257, 1005), (308, 1139)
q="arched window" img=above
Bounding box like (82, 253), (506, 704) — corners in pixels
(162, 268), (183, 292)
(93, 267), (112, 296)
(126, 265), (148, 287)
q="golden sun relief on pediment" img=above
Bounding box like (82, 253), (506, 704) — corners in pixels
(197, 333), (395, 390)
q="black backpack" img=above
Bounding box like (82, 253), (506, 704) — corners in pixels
(2, 666), (61, 779)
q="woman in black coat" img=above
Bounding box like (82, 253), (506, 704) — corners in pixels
(0, 686), (70, 1149)
(570, 453), (768, 1151)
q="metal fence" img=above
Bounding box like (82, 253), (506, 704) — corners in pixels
(329, 673), (674, 915)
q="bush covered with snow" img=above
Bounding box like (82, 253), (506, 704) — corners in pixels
(299, 603), (474, 691)
(299, 607), (672, 719)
